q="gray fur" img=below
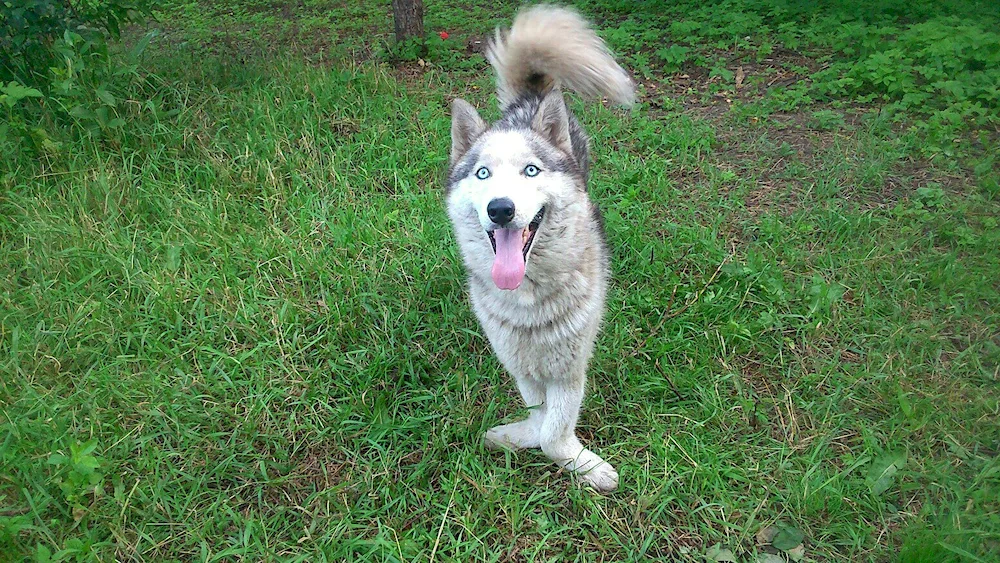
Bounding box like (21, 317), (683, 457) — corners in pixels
(450, 98), (487, 167)
(446, 5), (634, 493)
(450, 92), (591, 186)
(486, 4), (635, 108)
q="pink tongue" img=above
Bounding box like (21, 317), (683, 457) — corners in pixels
(491, 229), (526, 290)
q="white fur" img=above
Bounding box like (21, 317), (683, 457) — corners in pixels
(452, 132), (550, 233)
(447, 5), (633, 493)
(487, 4), (635, 108)
(447, 131), (618, 492)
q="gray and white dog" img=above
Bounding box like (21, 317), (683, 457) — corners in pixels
(446, 5), (634, 492)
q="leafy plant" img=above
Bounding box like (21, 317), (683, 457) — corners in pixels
(867, 451), (907, 496)
(808, 109), (845, 130)
(35, 538), (99, 563)
(47, 440), (104, 520)
(0, 80), (41, 108)
(1, 0), (153, 83)
(804, 16), (1000, 150)
(1, 0), (155, 142)
(806, 275), (845, 319)
(0, 514), (30, 545)
(655, 45), (691, 73)
(0, 79), (42, 148)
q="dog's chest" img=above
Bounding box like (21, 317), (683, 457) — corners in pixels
(470, 270), (603, 339)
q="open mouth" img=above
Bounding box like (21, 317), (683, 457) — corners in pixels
(486, 207), (545, 290)
(487, 206), (546, 259)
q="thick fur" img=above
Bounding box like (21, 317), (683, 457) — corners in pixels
(446, 5), (634, 493)
(486, 4), (635, 108)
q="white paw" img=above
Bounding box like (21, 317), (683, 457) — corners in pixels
(544, 444), (620, 493)
(576, 461), (619, 493)
(484, 420), (541, 451)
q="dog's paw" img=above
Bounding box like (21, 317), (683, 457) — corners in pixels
(577, 462), (619, 493)
(484, 420), (541, 451)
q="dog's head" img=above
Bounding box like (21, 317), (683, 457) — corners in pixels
(446, 92), (584, 291)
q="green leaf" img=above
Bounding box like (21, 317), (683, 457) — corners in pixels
(70, 105), (95, 120)
(1, 81), (43, 107)
(129, 30), (158, 62)
(47, 454), (69, 466)
(867, 451), (907, 496)
(78, 457), (100, 471)
(65, 538), (84, 550)
(706, 543), (738, 562)
(35, 544), (52, 563)
(897, 390), (913, 418)
(2, 81), (43, 99)
(772, 524), (805, 551)
(80, 440), (99, 456)
(95, 87), (117, 108)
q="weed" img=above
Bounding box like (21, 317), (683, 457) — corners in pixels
(47, 440), (104, 519)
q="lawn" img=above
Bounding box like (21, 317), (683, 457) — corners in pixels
(1, 0), (999, 561)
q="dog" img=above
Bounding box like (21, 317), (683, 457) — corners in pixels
(445, 5), (634, 492)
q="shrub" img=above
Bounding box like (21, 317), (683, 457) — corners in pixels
(1, 0), (151, 82)
(1, 0), (154, 143)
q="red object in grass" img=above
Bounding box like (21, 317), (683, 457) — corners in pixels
(439, 31), (449, 40)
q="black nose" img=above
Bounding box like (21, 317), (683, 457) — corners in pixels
(487, 198), (515, 226)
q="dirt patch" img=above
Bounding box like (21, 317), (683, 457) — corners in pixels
(733, 352), (828, 450)
(736, 353), (779, 400)
(389, 60), (431, 86)
(261, 440), (353, 509)
(465, 34), (487, 55)
(708, 104), (977, 219)
(636, 44), (821, 113)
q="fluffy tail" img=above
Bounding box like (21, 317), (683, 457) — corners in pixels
(485, 5), (635, 108)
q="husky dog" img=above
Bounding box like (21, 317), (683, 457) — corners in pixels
(446, 5), (634, 492)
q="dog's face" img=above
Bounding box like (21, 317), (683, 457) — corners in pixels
(447, 93), (584, 291)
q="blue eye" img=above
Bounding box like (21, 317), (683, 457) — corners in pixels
(524, 164), (540, 177)
(475, 166), (491, 180)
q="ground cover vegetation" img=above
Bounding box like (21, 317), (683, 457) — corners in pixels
(1, 0), (998, 560)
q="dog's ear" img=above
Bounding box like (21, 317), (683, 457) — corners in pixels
(451, 99), (487, 166)
(532, 90), (572, 156)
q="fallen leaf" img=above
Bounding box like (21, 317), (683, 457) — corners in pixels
(756, 525), (778, 545)
(735, 65), (745, 89)
(787, 544), (806, 562)
(706, 543), (738, 562)
(757, 554), (784, 563)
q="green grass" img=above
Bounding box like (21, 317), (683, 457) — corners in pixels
(2, 0), (999, 561)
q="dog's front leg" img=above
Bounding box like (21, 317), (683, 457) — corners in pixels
(540, 377), (618, 493)
(484, 374), (546, 450)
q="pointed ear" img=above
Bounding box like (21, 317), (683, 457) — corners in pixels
(532, 90), (572, 155)
(450, 99), (486, 166)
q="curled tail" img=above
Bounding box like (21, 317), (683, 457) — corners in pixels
(485, 5), (635, 108)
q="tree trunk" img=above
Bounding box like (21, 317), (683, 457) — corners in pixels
(392, 0), (424, 42)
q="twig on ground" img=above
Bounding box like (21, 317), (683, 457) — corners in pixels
(655, 359), (685, 402)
